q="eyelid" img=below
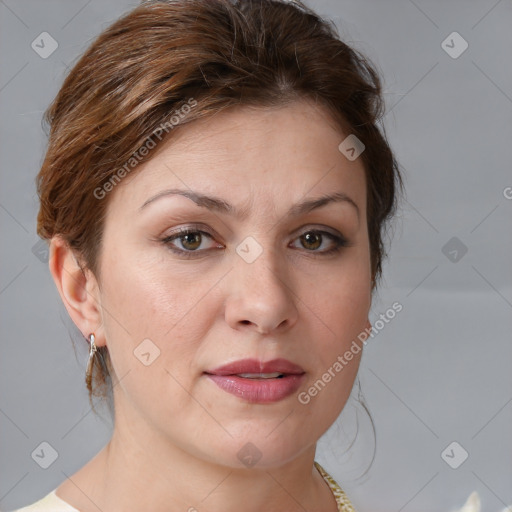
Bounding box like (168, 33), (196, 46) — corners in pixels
(290, 223), (343, 238)
(160, 224), (221, 248)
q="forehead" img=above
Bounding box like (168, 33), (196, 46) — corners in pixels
(107, 98), (367, 218)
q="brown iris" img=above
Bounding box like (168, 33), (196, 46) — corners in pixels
(181, 232), (202, 251)
(300, 232), (322, 251)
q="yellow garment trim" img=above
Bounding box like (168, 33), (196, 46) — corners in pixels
(314, 461), (358, 512)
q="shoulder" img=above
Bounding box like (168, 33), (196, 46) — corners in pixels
(10, 489), (79, 512)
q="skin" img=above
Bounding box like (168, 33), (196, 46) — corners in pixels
(49, 97), (373, 512)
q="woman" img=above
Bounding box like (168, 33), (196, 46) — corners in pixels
(16, 0), (404, 510)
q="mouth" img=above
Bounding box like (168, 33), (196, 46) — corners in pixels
(204, 358), (305, 404)
(234, 372), (286, 379)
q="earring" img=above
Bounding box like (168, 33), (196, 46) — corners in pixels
(85, 332), (97, 385)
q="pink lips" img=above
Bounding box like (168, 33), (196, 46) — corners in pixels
(204, 358), (305, 404)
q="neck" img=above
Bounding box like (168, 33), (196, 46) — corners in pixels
(56, 389), (339, 512)
(94, 426), (336, 512)
(58, 420), (338, 512)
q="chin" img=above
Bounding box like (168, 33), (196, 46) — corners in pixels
(193, 428), (314, 471)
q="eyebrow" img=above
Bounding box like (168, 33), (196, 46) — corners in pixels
(139, 188), (360, 220)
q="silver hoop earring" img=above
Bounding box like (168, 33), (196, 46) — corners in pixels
(85, 333), (97, 384)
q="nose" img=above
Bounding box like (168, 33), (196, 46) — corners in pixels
(224, 244), (299, 335)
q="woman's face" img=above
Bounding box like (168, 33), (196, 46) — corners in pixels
(95, 98), (372, 469)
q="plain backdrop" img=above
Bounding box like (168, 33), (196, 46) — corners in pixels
(0, 1), (511, 511)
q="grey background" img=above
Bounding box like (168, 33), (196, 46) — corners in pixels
(1, 1), (511, 511)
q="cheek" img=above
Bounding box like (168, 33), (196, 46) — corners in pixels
(101, 245), (204, 331)
(307, 250), (371, 336)
(309, 286), (367, 385)
(300, 248), (371, 388)
(98, 250), (220, 381)
(297, 279), (367, 428)
(97, 257), (214, 416)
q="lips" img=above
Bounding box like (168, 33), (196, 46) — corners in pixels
(206, 358), (305, 376)
(204, 358), (305, 404)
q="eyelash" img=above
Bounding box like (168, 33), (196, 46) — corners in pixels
(160, 224), (350, 259)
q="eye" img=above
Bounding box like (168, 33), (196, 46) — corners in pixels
(160, 225), (350, 259)
(290, 229), (349, 256)
(161, 226), (220, 258)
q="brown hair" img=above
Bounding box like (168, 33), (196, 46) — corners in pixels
(36, 0), (403, 409)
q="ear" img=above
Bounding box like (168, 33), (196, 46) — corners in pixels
(48, 235), (106, 348)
